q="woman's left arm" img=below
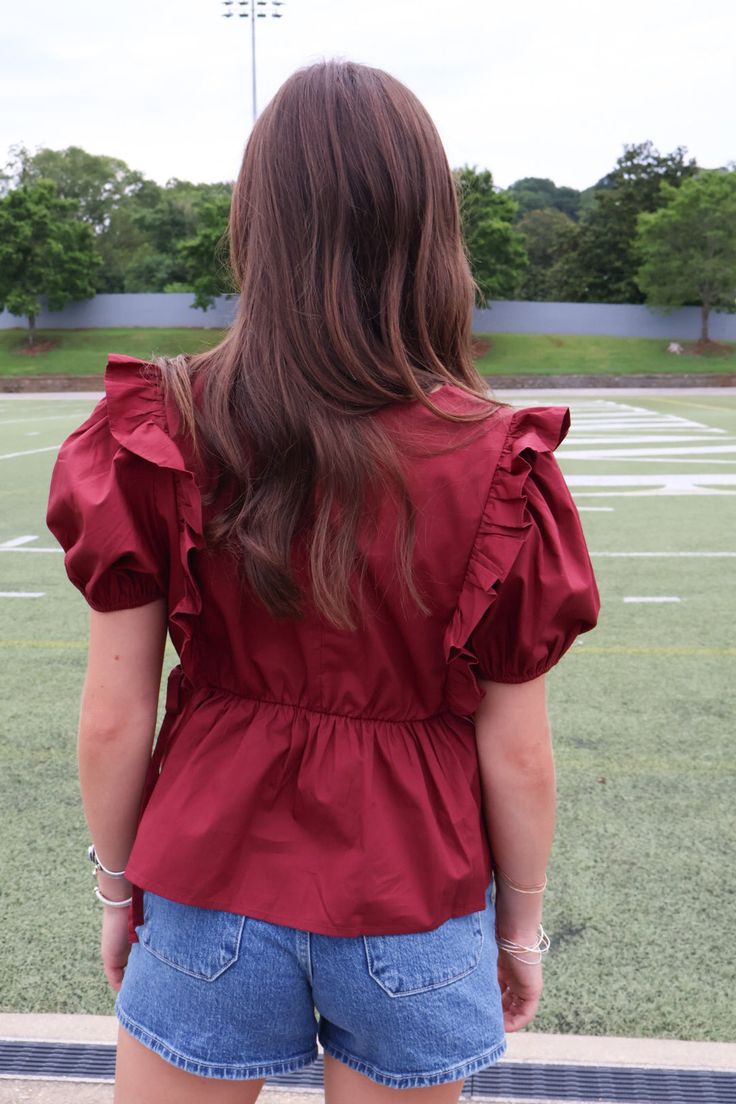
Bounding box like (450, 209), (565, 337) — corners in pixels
(78, 599), (168, 990)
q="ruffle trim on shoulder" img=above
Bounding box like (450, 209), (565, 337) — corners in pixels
(443, 405), (571, 716)
(104, 353), (205, 663)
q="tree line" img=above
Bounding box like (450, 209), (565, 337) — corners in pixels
(1, 141), (734, 344)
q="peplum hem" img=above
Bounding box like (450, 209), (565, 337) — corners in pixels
(124, 677), (493, 937)
(104, 353), (205, 669)
(443, 406), (571, 716)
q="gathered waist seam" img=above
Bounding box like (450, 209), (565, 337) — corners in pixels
(182, 678), (450, 725)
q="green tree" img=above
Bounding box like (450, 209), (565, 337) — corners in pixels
(455, 166), (527, 303)
(4, 144), (235, 295)
(119, 181), (194, 291)
(0, 181), (99, 343)
(517, 208), (579, 300)
(507, 177), (581, 221)
(636, 170), (736, 342)
(6, 143), (144, 232)
(563, 142), (698, 303)
(175, 193), (235, 310)
(96, 178), (233, 294)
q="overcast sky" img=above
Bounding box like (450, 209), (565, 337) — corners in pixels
(2, 0), (733, 192)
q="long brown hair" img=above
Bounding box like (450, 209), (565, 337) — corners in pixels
(157, 60), (503, 630)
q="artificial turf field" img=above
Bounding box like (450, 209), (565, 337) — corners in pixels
(0, 385), (734, 1043)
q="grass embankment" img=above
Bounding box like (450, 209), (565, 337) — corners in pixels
(0, 328), (226, 376)
(0, 327), (734, 377)
(472, 332), (736, 376)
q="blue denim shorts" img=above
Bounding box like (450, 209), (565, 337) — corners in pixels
(115, 881), (507, 1090)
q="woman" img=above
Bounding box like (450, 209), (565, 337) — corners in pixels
(47, 60), (599, 1104)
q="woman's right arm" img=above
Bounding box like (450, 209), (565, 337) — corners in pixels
(474, 672), (556, 1032)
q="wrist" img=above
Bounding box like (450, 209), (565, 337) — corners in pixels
(96, 872), (132, 901)
(494, 892), (543, 942)
(496, 922), (543, 944)
(496, 923), (550, 963)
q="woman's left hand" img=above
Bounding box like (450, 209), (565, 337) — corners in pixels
(100, 906), (132, 991)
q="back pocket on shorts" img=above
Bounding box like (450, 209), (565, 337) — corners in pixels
(138, 892), (246, 981)
(363, 909), (484, 998)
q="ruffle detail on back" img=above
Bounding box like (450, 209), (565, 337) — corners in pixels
(104, 353), (205, 668)
(443, 405), (571, 716)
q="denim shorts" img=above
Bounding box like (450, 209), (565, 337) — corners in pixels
(115, 881), (507, 1090)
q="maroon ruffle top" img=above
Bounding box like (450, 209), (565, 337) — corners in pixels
(47, 355), (600, 937)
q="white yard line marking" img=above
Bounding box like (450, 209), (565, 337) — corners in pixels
(572, 644), (736, 656)
(559, 444), (736, 459)
(591, 552), (736, 558)
(568, 429), (727, 438)
(26, 431), (40, 436)
(556, 398), (736, 497)
(0, 591), (45, 598)
(575, 458), (736, 465)
(566, 428), (727, 436)
(0, 392), (102, 401)
(566, 435), (734, 445)
(567, 474), (736, 496)
(0, 445), (60, 460)
(567, 416), (720, 424)
(567, 459), (736, 469)
(0, 547), (62, 554)
(536, 399), (731, 440)
(623, 596), (681, 603)
(0, 413), (88, 427)
(0, 536), (38, 548)
(575, 491), (736, 496)
(502, 387), (736, 399)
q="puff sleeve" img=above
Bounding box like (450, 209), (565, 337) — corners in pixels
(46, 398), (171, 612)
(467, 444), (600, 683)
(443, 406), (599, 712)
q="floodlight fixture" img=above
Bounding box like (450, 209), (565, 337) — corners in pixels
(221, 0), (285, 123)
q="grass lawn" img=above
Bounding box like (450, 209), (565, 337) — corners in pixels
(0, 328), (227, 376)
(1, 327), (734, 377)
(472, 332), (736, 376)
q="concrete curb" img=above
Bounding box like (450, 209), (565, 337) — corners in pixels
(1, 1014), (735, 1071)
(2, 386), (736, 404)
(0, 373), (735, 394)
(0, 1086), (319, 1103)
(1, 1015), (735, 1104)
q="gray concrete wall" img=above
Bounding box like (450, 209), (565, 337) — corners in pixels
(2, 293), (734, 341)
(472, 301), (736, 340)
(0, 293), (237, 331)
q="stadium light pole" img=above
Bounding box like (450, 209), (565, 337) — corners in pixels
(221, 0), (285, 127)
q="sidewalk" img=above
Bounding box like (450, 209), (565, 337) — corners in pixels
(2, 1015), (735, 1103)
(0, 1087), (318, 1104)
